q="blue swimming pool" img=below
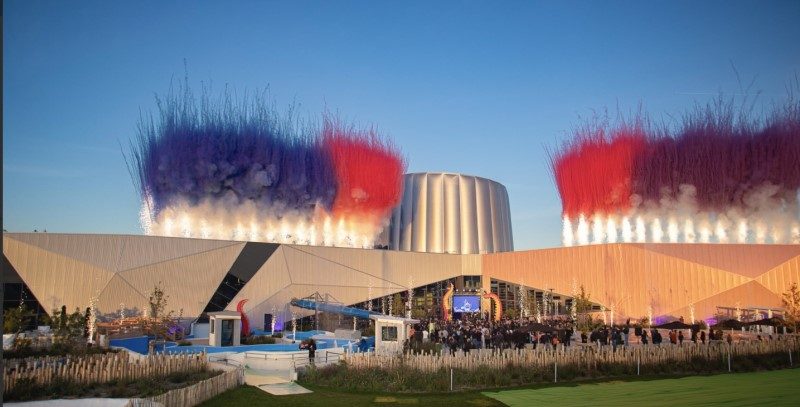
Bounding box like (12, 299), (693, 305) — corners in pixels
(110, 331), (367, 355)
(164, 338), (354, 354)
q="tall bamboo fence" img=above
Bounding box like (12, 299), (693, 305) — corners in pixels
(344, 337), (800, 373)
(3, 352), (207, 394)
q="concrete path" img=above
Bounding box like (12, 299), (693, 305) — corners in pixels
(244, 367), (313, 395)
(258, 382), (313, 395)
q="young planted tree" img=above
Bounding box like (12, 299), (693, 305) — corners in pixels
(50, 306), (88, 344)
(67, 308), (87, 339)
(149, 282), (169, 318)
(3, 305), (28, 334)
(147, 282), (183, 340)
(782, 283), (800, 332)
(55, 305), (69, 338)
(574, 285), (594, 333)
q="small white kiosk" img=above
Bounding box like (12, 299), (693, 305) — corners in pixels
(369, 314), (419, 354)
(208, 311), (242, 347)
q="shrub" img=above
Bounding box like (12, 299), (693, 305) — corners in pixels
(3, 341), (116, 359)
(300, 347), (800, 393)
(6, 378), (38, 401)
(178, 340), (192, 346)
(4, 305), (26, 333)
(4, 368), (222, 401)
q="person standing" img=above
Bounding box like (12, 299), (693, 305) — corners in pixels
(307, 338), (317, 365)
(700, 330), (706, 344)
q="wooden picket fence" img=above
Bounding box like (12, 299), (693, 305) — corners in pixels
(344, 337), (800, 373)
(3, 352), (207, 394)
(127, 365), (244, 407)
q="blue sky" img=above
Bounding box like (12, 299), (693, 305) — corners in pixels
(4, 0), (800, 249)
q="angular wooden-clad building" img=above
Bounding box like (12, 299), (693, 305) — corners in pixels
(483, 243), (800, 322)
(4, 232), (799, 327)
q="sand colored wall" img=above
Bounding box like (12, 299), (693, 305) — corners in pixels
(483, 243), (800, 322)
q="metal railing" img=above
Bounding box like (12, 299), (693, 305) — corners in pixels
(241, 349), (346, 370)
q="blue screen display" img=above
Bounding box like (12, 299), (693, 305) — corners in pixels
(452, 295), (480, 313)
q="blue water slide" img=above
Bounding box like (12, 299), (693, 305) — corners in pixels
(290, 298), (382, 319)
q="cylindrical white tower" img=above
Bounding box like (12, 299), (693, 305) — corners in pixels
(388, 172), (513, 254)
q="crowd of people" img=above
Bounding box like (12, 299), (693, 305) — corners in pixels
(403, 313), (783, 354)
(405, 314), (576, 354)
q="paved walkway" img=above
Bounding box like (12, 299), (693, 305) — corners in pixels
(244, 367), (313, 395)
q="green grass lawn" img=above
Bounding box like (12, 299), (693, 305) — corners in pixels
(198, 383), (503, 406)
(483, 369), (800, 407)
(199, 369), (799, 407)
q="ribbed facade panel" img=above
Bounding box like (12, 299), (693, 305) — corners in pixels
(389, 173), (514, 254)
(482, 243), (800, 322)
(5, 232), (799, 326)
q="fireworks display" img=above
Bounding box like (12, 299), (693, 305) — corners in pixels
(550, 99), (800, 246)
(128, 83), (405, 247)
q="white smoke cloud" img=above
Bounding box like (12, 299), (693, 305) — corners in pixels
(562, 182), (799, 245)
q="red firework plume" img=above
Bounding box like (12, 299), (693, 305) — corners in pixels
(550, 99), (800, 218)
(323, 117), (406, 220)
(551, 121), (646, 218)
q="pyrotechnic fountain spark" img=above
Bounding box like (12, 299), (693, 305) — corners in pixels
(322, 216), (333, 246)
(309, 224), (318, 246)
(606, 216), (618, 243)
(651, 218), (664, 243)
(791, 223), (800, 244)
(592, 214), (605, 244)
(248, 221), (259, 242)
(635, 216), (647, 243)
(621, 216), (633, 243)
(180, 215), (192, 238)
(139, 196), (154, 235)
(770, 224), (785, 244)
(234, 223), (245, 241)
(265, 220), (277, 242)
(667, 217), (679, 243)
(683, 218), (696, 243)
(163, 218), (174, 237)
(755, 221), (768, 244)
(562, 216), (574, 247)
(577, 214), (590, 245)
(737, 219), (748, 243)
(336, 218), (347, 246)
(697, 216), (711, 243)
(715, 217), (729, 243)
(199, 219), (210, 239)
(145, 198), (396, 248)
